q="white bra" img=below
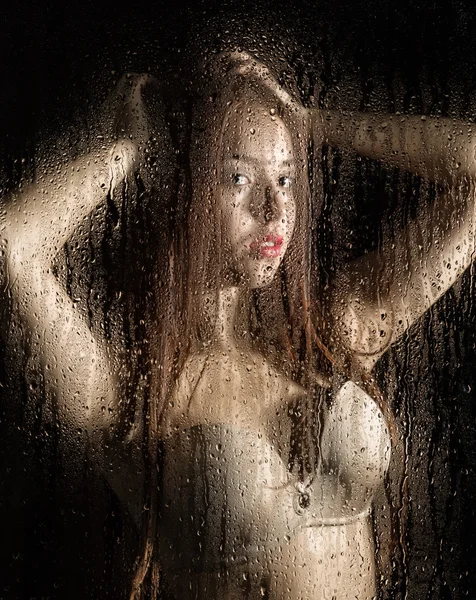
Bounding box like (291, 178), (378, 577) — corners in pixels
(157, 381), (391, 573)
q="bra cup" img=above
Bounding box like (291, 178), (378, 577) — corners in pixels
(159, 426), (295, 571)
(321, 381), (391, 500)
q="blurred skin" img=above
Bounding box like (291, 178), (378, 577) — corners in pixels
(219, 102), (296, 289)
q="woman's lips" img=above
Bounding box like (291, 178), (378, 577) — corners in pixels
(250, 234), (284, 258)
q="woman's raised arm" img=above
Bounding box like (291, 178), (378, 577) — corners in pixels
(317, 111), (475, 370)
(320, 111), (476, 182)
(1, 73), (155, 437)
(2, 142), (136, 433)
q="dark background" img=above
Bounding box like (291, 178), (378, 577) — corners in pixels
(1, 0), (476, 598)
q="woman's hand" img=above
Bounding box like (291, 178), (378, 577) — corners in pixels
(227, 51), (302, 112)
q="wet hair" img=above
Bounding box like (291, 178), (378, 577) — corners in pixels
(184, 57), (318, 373)
(129, 52), (398, 599)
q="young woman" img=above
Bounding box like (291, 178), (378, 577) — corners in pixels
(2, 51), (474, 599)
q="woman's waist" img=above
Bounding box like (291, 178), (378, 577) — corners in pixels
(158, 470), (374, 573)
(158, 511), (374, 574)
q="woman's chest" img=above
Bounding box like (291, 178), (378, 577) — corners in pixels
(158, 401), (388, 577)
(165, 349), (304, 432)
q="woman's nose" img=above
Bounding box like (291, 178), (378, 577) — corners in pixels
(252, 184), (283, 223)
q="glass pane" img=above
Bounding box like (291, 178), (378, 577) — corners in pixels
(1, 3), (475, 599)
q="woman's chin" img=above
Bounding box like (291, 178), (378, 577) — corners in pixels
(247, 262), (280, 289)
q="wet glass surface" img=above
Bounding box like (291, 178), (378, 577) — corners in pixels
(1, 1), (476, 599)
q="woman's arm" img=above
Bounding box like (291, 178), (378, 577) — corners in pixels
(2, 73), (168, 524)
(3, 141), (138, 429)
(1, 73), (156, 436)
(319, 111), (476, 182)
(317, 111), (475, 371)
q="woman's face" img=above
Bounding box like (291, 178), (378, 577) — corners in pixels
(219, 102), (296, 289)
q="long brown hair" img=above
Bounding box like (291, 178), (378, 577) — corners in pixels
(129, 51), (397, 599)
(183, 56), (324, 377)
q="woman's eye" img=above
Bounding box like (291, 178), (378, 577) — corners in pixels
(278, 176), (292, 188)
(232, 174), (250, 186)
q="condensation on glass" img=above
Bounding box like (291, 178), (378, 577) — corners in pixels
(1, 21), (475, 600)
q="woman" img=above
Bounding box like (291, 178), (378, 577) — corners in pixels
(2, 52), (474, 599)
